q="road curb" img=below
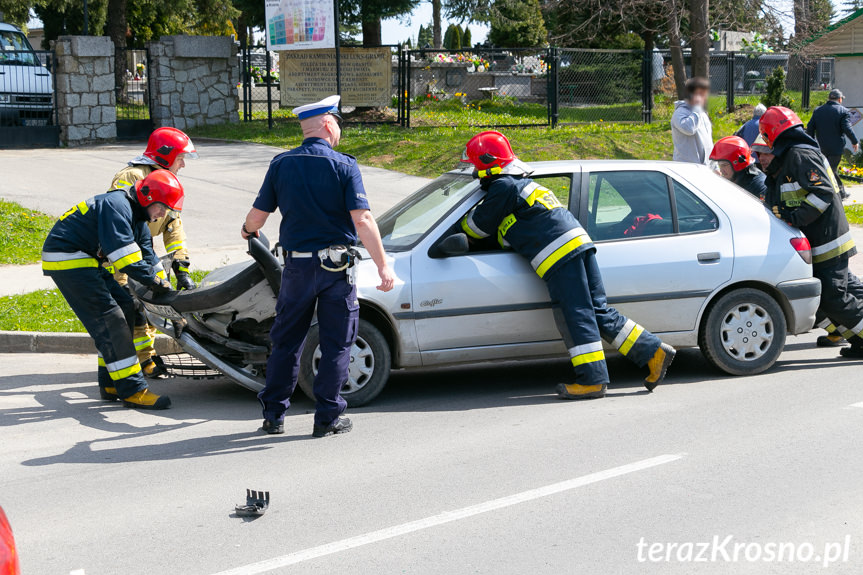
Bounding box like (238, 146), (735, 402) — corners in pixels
(0, 331), (182, 355)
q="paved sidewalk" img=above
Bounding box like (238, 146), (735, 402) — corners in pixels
(0, 140), (429, 296)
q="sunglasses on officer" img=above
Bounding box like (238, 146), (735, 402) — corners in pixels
(328, 112), (343, 129)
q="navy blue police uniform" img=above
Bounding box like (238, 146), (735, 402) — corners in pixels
(42, 190), (167, 399)
(732, 165), (768, 200)
(254, 137), (369, 427)
(461, 173), (663, 388)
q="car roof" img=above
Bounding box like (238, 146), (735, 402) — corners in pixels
(0, 23), (23, 32)
(448, 159), (710, 177)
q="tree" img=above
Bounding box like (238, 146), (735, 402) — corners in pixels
(443, 22), (461, 48)
(417, 23), (433, 47)
(762, 66), (792, 107)
(433, 0), (442, 48)
(689, 0), (709, 79)
(0, 0), (31, 27)
(844, 0), (863, 15)
(488, 0), (547, 47)
(339, 0), (420, 47)
(462, 25), (472, 48)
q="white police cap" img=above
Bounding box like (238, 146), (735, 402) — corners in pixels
(292, 95), (341, 120)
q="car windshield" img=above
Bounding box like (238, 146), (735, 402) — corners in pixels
(0, 31), (39, 66)
(377, 173), (477, 251)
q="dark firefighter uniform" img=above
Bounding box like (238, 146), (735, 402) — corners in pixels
(254, 136), (369, 428)
(765, 129), (863, 350)
(732, 165), (768, 200)
(110, 163), (189, 367)
(460, 174), (665, 391)
(42, 190), (168, 402)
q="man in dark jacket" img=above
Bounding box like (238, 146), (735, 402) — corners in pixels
(459, 131), (676, 399)
(807, 89), (859, 199)
(761, 106), (863, 358)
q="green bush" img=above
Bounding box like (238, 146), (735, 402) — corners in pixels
(761, 66), (792, 108)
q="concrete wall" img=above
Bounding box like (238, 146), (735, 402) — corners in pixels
(149, 35), (240, 130)
(836, 57), (863, 108)
(53, 36), (116, 146)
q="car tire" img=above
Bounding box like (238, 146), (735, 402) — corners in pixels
(298, 319), (392, 407)
(698, 288), (787, 376)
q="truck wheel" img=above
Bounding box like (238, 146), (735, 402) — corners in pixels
(298, 319), (392, 407)
(699, 288), (786, 376)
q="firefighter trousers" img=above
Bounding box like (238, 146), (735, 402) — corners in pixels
(813, 256), (863, 345)
(50, 267), (148, 398)
(546, 250), (662, 387)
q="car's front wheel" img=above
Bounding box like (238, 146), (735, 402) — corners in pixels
(698, 288), (787, 376)
(298, 319), (392, 407)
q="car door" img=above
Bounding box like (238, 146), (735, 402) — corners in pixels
(411, 174), (576, 354)
(578, 168), (734, 333)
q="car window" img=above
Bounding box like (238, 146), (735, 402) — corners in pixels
(587, 171), (673, 241)
(532, 175), (571, 208)
(673, 179), (719, 234)
(0, 31), (39, 66)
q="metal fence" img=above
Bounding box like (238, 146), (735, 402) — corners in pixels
(235, 45), (836, 130)
(0, 49), (59, 148)
(116, 48), (153, 139)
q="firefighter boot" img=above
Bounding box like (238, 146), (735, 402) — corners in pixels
(122, 389), (172, 410)
(840, 345), (863, 359)
(645, 343), (676, 391)
(817, 334), (847, 347)
(100, 386), (119, 401)
(142, 356), (169, 379)
(556, 383), (606, 400)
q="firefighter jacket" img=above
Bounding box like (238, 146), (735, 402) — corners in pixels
(41, 190), (165, 286)
(765, 129), (856, 268)
(460, 175), (594, 279)
(112, 162), (189, 260)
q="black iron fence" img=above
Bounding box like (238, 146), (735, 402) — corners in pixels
(0, 49), (59, 148)
(236, 44), (836, 129)
(116, 48), (153, 139)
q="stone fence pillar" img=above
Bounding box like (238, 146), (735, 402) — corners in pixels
(53, 36), (116, 145)
(148, 36), (240, 130)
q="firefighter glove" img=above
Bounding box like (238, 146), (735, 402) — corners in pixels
(172, 260), (196, 290)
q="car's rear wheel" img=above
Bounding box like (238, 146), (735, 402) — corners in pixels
(298, 319), (392, 407)
(699, 288), (786, 376)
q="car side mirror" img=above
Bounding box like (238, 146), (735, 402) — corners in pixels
(438, 233), (469, 257)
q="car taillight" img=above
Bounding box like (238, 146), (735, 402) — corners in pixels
(790, 237), (812, 264)
(0, 508), (20, 575)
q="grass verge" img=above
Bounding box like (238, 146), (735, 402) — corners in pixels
(0, 199), (56, 265)
(0, 270), (210, 333)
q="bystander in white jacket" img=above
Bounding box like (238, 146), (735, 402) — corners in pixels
(671, 100), (713, 164)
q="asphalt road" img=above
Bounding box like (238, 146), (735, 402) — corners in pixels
(3, 334), (863, 574)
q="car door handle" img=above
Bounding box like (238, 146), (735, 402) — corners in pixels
(697, 252), (721, 263)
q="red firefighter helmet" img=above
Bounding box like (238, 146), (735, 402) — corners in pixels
(135, 170), (185, 211)
(462, 131), (517, 177)
(758, 106), (803, 149)
(143, 127), (198, 169)
(710, 136), (752, 172)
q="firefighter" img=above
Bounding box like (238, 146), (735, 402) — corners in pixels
(110, 127), (198, 378)
(709, 135), (768, 200)
(459, 131), (676, 399)
(759, 106), (863, 358)
(41, 171), (184, 409)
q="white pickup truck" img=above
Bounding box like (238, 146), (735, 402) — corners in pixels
(0, 22), (53, 126)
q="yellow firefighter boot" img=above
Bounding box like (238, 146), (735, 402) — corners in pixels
(99, 386), (119, 401)
(645, 343), (676, 391)
(122, 389), (172, 410)
(556, 382), (606, 400)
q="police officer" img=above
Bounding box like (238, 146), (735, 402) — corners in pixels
(41, 171), (184, 409)
(709, 136), (768, 200)
(460, 131), (676, 399)
(110, 127), (198, 378)
(241, 95), (395, 437)
(806, 89), (859, 199)
(759, 106), (863, 358)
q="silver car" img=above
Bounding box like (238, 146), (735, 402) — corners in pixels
(142, 160), (821, 406)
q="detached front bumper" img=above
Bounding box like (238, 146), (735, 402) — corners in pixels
(777, 278), (822, 335)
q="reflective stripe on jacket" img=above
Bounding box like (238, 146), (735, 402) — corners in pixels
(461, 175), (595, 279)
(766, 145), (856, 266)
(41, 190), (162, 286)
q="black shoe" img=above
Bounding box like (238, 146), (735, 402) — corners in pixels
(261, 419), (284, 434)
(840, 346), (863, 359)
(817, 334), (848, 347)
(312, 417), (353, 438)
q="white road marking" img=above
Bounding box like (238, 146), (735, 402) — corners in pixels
(211, 453), (686, 575)
(847, 402), (863, 409)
